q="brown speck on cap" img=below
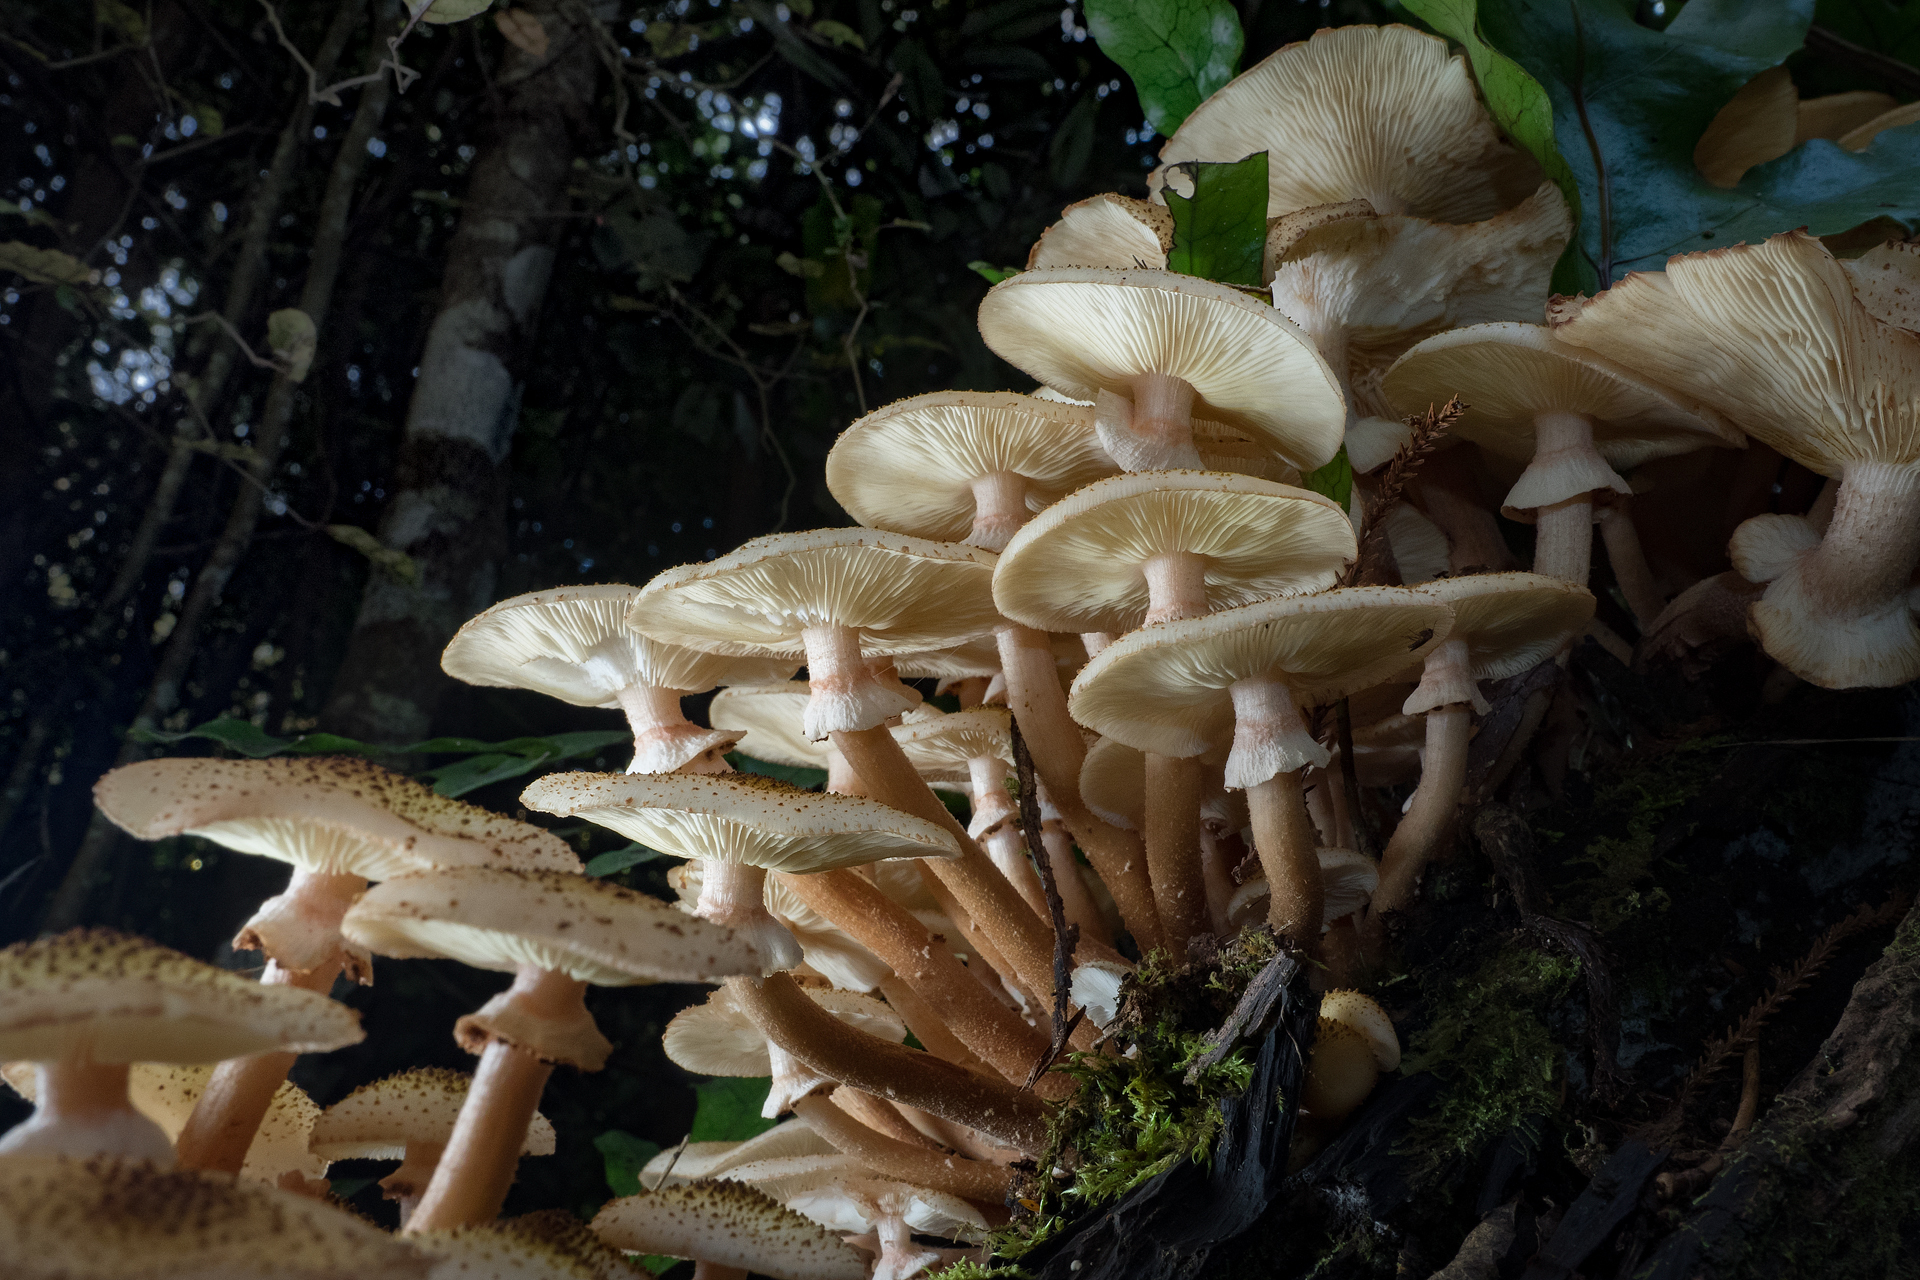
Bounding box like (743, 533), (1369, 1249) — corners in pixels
(590, 1181), (868, 1280)
(308, 1067), (556, 1164)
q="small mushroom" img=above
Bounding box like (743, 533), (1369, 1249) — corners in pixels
(1299, 990), (1399, 1136)
(783, 1171), (989, 1280)
(590, 1181), (870, 1280)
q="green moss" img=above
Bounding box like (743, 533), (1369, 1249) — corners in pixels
(1398, 943), (1580, 1186)
(1558, 740), (1722, 933)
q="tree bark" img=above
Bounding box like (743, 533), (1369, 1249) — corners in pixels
(320, 0), (600, 742)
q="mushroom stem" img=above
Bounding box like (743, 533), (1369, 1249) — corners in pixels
(1533, 495), (1593, 585)
(1081, 631), (1114, 658)
(994, 625), (1164, 952)
(1420, 448), (1517, 574)
(691, 1265), (749, 1280)
(1362, 704), (1472, 964)
(236, 868), (371, 982)
(1594, 497), (1667, 628)
(378, 1140), (445, 1230)
(1303, 768), (1341, 847)
(1144, 753), (1211, 948)
(1039, 818), (1114, 949)
(1198, 827), (1237, 937)
(1519, 411), (1625, 586)
(406, 966), (585, 1232)
(968, 757), (1050, 918)
(980, 825), (1050, 918)
(0, 1060), (173, 1163)
(825, 742), (866, 795)
(968, 471), (1031, 552)
(175, 955), (343, 1174)
(1131, 371), (1198, 459)
(1141, 552), (1212, 625)
(800, 625), (918, 740)
(774, 869), (1052, 1085)
(873, 975), (994, 1077)
(615, 685), (734, 775)
(1093, 378), (1205, 472)
(791, 1091), (1016, 1203)
(948, 676), (992, 708)
(834, 1088), (947, 1150)
(1246, 770), (1323, 947)
(695, 861), (803, 974)
(727, 973), (1052, 1154)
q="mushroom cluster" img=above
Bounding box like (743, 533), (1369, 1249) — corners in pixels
(12, 19), (1916, 1280)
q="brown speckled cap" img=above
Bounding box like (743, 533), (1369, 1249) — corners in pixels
(0, 1155), (431, 1280)
(412, 1209), (651, 1280)
(590, 1181), (869, 1280)
(308, 1067), (556, 1164)
(0, 928), (363, 1065)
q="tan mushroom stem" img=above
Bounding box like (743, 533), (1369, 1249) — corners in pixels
(834, 1086), (947, 1150)
(1593, 497), (1667, 628)
(726, 973), (1052, 1153)
(1081, 632), (1115, 658)
(968, 471), (1032, 552)
(1517, 411), (1627, 585)
(773, 870), (1052, 1087)
(799, 625), (919, 740)
(694, 861), (803, 974)
(967, 758), (1049, 918)
(1304, 769), (1341, 847)
(1144, 753), (1211, 948)
(1227, 676), (1327, 945)
(1093, 373), (1205, 472)
(1419, 450), (1517, 574)
(1363, 641), (1478, 962)
(691, 1265), (749, 1280)
(1753, 461), (1920, 684)
(1039, 817), (1114, 949)
(235, 868), (371, 982)
(873, 976), (994, 1077)
(175, 956), (343, 1174)
(406, 966), (590, 1232)
(1197, 827), (1238, 937)
(1141, 553), (1212, 626)
(791, 1090), (1016, 1203)
(0, 1059), (173, 1163)
(825, 743), (866, 795)
(377, 1140), (445, 1229)
(614, 685), (734, 775)
(994, 625), (1164, 951)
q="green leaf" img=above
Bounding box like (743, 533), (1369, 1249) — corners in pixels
(325, 524), (418, 586)
(419, 753), (537, 798)
(594, 1129), (662, 1198)
(1163, 152), (1268, 286)
(584, 843), (668, 876)
(1084, 0), (1243, 136)
(967, 261), (1021, 284)
(0, 241), (96, 287)
(725, 753), (827, 790)
(416, 0), (493, 25)
(325, 1176), (376, 1199)
(130, 718), (296, 757)
(1396, 0), (1586, 291)
(1460, 0), (1920, 282)
(690, 1078), (779, 1142)
(1301, 448), (1353, 509)
(811, 19), (865, 50)
(1048, 93), (1100, 189)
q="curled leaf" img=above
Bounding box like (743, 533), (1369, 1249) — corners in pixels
(415, 0), (493, 24)
(0, 241), (97, 286)
(267, 308), (317, 382)
(326, 524), (419, 585)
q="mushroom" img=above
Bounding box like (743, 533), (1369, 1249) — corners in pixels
(1149, 23), (1541, 222)
(784, 1171), (990, 1280)
(341, 867), (765, 1230)
(1226, 848), (1379, 935)
(410, 1209), (650, 1280)
(627, 529), (1064, 1004)
(91, 754), (579, 1174)
(976, 268), (1344, 475)
(638, 1118), (838, 1187)
(1068, 588), (1452, 947)
(889, 706), (1049, 918)
(1299, 989), (1399, 1135)
(0, 928), (362, 1165)
(307, 1068), (556, 1227)
(1362, 573), (1594, 959)
(662, 984), (906, 1121)
(761, 876), (895, 995)
(441, 584), (794, 775)
(590, 1181), (870, 1280)
(1548, 232), (1920, 687)
(0, 1155), (433, 1280)
(1382, 323), (1740, 586)
(1032, 778), (1118, 950)
(1077, 736), (1240, 937)
(708, 681), (845, 785)
(1026, 192), (1173, 271)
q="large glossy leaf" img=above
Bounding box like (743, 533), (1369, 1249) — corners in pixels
(594, 1129), (662, 1198)
(1085, 0), (1243, 136)
(689, 1077), (779, 1142)
(1165, 152), (1268, 286)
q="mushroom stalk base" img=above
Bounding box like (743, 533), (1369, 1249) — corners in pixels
(1363, 704), (1472, 964)
(175, 955), (343, 1174)
(1595, 499), (1666, 627)
(1144, 753), (1211, 948)
(793, 1091), (1015, 1202)
(1245, 771), (1323, 947)
(0, 1061), (173, 1164)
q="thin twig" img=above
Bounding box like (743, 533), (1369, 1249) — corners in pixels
(1012, 716), (1080, 1089)
(1344, 395), (1461, 587)
(258, 0), (422, 105)
(181, 311), (285, 373)
(0, 32), (146, 70)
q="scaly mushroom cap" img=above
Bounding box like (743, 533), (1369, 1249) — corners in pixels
(638, 1119), (838, 1187)
(590, 1181), (870, 1280)
(92, 756), (582, 882)
(2, 1062), (327, 1185)
(442, 584), (796, 708)
(412, 1209), (651, 1280)
(976, 269), (1347, 472)
(0, 929), (363, 1064)
(1026, 193), (1174, 270)
(0, 1155), (431, 1280)
(709, 682), (829, 771)
(1403, 573), (1594, 714)
(1381, 324), (1741, 506)
(1150, 24), (1541, 221)
(1320, 988), (1400, 1071)
(1067, 588), (1452, 774)
(518, 772), (960, 873)
(992, 471), (1356, 635)
(890, 706), (1014, 788)
(824, 392), (1116, 548)
(626, 529), (1001, 661)
(308, 1067), (556, 1163)
(341, 867), (764, 987)
(1843, 241), (1920, 333)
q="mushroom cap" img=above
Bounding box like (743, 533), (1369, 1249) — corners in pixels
(1150, 24), (1541, 221)
(992, 471), (1357, 635)
(1843, 240), (1920, 333)
(518, 772), (959, 873)
(661, 985), (905, 1078)
(1382, 323), (1742, 475)
(627, 529), (1001, 659)
(708, 682), (828, 771)
(589, 1181), (870, 1280)
(1301, 1021), (1382, 1123)
(824, 392), (1116, 543)
(1546, 231), (1920, 475)
(0, 1155), (431, 1280)
(639, 1119), (837, 1186)
(889, 634), (1004, 682)
(1798, 90), (1899, 144)
(340, 868), (764, 986)
(976, 269), (1347, 473)
(1838, 99), (1920, 152)
(1404, 573), (1594, 714)
(1067, 588), (1452, 759)
(2, 1062), (327, 1185)
(784, 1173), (990, 1242)
(412, 1210), (650, 1280)
(1226, 848), (1379, 932)
(763, 886), (893, 994)
(442, 585), (796, 709)
(93, 756), (582, 881)
(308, 1067), (555, 1162)
(0, 929), (363, 1065)
(891, 706), (1014, 787)
(1026, 193), (1173, 270)
(1319, 989), (1399, 1071)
